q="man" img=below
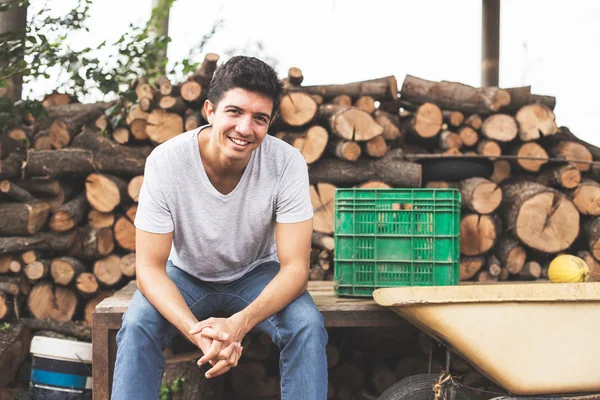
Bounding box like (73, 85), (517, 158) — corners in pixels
(111, 56), (328, 399)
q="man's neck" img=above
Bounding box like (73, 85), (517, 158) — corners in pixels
(198, 128), (249, 179)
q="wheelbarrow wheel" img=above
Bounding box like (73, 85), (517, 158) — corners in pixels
(378, 373), (475, 400)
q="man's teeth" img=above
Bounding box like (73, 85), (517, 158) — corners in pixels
(230, 137), (250, 146)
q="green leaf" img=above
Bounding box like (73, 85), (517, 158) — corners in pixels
(0, 322), (10, 331)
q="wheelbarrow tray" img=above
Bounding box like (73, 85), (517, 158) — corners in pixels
(373, 282), (600, 396)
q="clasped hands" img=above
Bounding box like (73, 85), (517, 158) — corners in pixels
(188, 314), (248, 379)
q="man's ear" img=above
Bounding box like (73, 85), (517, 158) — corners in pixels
(204, 100), (214, 124)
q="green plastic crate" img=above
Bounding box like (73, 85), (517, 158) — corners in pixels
(334, 188), (461, 297)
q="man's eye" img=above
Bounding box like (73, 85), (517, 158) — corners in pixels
(228, 109), (240, 114)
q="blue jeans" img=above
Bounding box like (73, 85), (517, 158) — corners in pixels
(111, 261), (328, 399)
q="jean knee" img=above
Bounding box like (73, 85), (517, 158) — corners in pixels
(291, 296), (328, 344)
(117, 291), (170, 348)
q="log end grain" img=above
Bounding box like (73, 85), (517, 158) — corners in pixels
(516, 104), (558, 141)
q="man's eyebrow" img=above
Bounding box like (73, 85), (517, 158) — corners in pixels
(224, 105), (271, 120)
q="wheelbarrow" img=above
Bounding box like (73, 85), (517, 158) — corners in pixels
(372, 282), (600, 400)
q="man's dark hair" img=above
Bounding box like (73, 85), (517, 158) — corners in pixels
(207, 56), (283, 119)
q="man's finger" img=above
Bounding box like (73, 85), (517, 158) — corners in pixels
(199, 327), (229, 341)
(206, 359), (230, 378)
(198, 340), (222, 365)
(188, 321), (211, 335)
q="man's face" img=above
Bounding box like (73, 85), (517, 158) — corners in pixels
(204, 88), (273, 163)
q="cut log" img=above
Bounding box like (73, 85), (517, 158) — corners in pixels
(476, 139), (501, 158)
(326, 138), (362, 162)
(358, 181), (392, 189)
(354, 96), (376, 114)
(159, 96), (187, 114)
(460, 213), (501, 256)
(400, 75), (510, 114)
(287, 67), (304, 86)
(0, 231), (76, 253)
(0, 276), (29, 296)
(0, 255), (13, 274)
(0, 153), (24, 180)
(112, 127), (129, 144)
(146, 110), (184, 144)
(42, 92), (73, 107)
(363, 135), (387, 158)
(309, 263), (327, 280)
(583, 217), (600, 261)
(230, 362), (278, 397)
(311, 232), (334, 252)
(374, 110), (402, 141)
(84, 291), (114, 326)
(371, 362), (397, 395)
(331, 359), (366, 393)
(476, 270), (499, 282)
(438, 131), (462, 150)
(537, 163), (581, 189)
(0, 322), (29, 386)
(519, 260), (542, 280)
(85, 173), (129, 212)
(319, 105), (383, 141)
(400, 102), (442, 139)
(568, 179), (600, 216)
(126, 104), (149, 125)
(495, 235), (526, 275)
(464, 114), (483, 130)
(311, 183), (336, 234)
(309, 149), (422, 187)
(20, 250), (40, 265)
(24, 260), (50, 282)
(180, 80), (202, 103)
(161, 352), (225, 400)
(49, 192), (87, 232)
(120, 252), (136, 278)
(502, 181), (579, 253)
(16, 179), (60, 197)
(288, 76), (398, 101)
(486, 254), (502, 277)
(442, 110), (464, 127)
(481, 114), (518, 142)
(38, 180), (80, 213)
(331, 95), (352, 106)
(503, 86), (556, 112)
(0, 291), (10, 320)
(20, 318), (91, 341)
(548, 141), (593, 172)
(28, 281), (78, 321)
(0, 180), (36, 202)
(458, 126), (478, 147)
(135, 81), (154, 101)
(50, 257), (85, 286)
(154, 76), (173, 96)
(75, 272), (99, 297)
(279, 92), (318, 127)
(0, 202), (51, 236)
(128, 176), (144, 202)
(88, 209), (115, 229)
(459, 256), (485, 280)
(275, 126), (328, 164)
(516, 104), (558, 141)
(48, 102), (113, 148)
(326, 343), (340, 368)
(511, 142), (548, 172)
(25, 148), (95, 178)
(94, 255), (123, 287)
(70, 227), (115, 261)
(459, 178), (502, 214)
(556, 126), (600, 161)
(578, 251), (600, 282)
(129, 119), (148, 140)
(114, 205), (137, 251)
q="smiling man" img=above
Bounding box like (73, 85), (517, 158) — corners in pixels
(111, 56), (328, 399)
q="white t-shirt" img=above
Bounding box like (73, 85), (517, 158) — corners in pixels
(134, 126), (314, 282)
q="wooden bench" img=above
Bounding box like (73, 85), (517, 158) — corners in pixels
(92, 280), (403, 400)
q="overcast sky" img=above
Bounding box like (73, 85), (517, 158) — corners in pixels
(25, 0), (600, 146)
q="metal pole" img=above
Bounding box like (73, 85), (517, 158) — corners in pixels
(481, 0), (500, 87)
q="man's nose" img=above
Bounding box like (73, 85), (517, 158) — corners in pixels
(236, 116), (253, 136)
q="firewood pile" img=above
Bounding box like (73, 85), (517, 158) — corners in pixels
(1, 51), (600, 397)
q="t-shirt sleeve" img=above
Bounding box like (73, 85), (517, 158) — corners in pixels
(276, 150), (314, 223)
(134, 155), (174, 233)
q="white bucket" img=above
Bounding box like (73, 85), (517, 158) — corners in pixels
(28, 336), (93, 400)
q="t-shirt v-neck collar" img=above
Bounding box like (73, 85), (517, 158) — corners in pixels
(194, 126), (255, 201)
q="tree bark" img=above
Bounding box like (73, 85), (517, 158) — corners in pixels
(548, 141), (593, 172)
(309, 149), (422, 187)
(536, 163), (581, 189)
(20, 317), (91, 341)
(48, 102), (112, 148)
(161, 352), (225, 400)
(583, 217), (600, 261)
(0, 322), (29, 387)
(374, 110), (402, 141)
(502, 181), (579, 253)
(25, 148), (95, 178)
(49, 192), (88, 232)
(400, 75), (510, 114)
(0, 231), (76, 253)
(0, 153), (23, 180)
(0, 180), (36, 202)
(495, 234), (526, 275)
(568, 179), (600, 216)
